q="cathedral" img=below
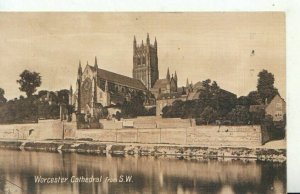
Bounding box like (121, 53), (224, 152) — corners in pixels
(70, 34), (179, 123)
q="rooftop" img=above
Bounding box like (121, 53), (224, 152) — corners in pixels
(89, 65), (147, 91)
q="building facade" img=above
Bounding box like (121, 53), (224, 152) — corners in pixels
(156, 92), (187, 116)
(150, 68), (178, 98)
(249, 94), (286, 122)
(265, 94), (286, 121)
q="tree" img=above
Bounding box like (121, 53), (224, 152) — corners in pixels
(17, 70), (42, 97)
(162, 105), (171, 118)
(57, 89), (69, 104)
(161, 79), (237, 119)
(0, 88), (7, 104)
(38, 90), (48, 97)
(145, 106), (156, 116)
(227, 105), (250, 125)
(247, 91), (263, 105)
(250, 107), (265, 124)
(200, 106), (217, 125)
(236, 96), (251, 107)
(121, 91), (147, 118)
(0, 97), (38, 123)
(257, 70), (278, 103)
(198, 79), (212, 105)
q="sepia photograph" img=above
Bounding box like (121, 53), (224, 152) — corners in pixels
(0, 12), (286, 194)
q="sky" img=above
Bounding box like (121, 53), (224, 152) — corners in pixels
(0, 12), (285, 100)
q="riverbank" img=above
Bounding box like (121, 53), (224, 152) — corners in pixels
(0, 139), (286, 162)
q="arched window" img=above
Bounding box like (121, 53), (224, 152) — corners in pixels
(137, 58), (141, 65)
(142, 56), (146, 65)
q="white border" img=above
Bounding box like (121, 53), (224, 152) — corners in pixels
(0, 0), (299, 192)
(0, 0), (286, 12)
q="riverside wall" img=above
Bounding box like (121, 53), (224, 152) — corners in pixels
(0, 118), (262, 147)
(0, 119), (76, 140)
(76, 125), (262, 147)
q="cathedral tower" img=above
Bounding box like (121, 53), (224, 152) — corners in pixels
(133, 33), (159, 90)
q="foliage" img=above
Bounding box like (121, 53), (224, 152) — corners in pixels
(38, 101), (60, 119)
(162, 79), (237, 121)
(144, 106), (156, 116)
(36, 89), (72, 119)
(17, 70), (42, 97)
(115, 111), (122, 121)
(227, 105), (250, 125)
(272, 114), (286, 139)
(198, 79), (212, 105)
(57, 89), (69, 104)
(0, 88), (73, 123)
(250, 107), (265, 125)
(247, 91), (263, 105)
(200, 106), (217, 125)
(162, 100), (205, 118)
(0, 96), (38, 123)
(257, 69), (278, 103)
(93, 104), (108, 120)
(195, 117), (206, 125)
(0, 88), (7, 104)
(121, 91), (147, 118)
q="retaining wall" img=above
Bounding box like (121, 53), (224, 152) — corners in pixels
(100, 116), (195, 129)
(0, 120), (76, 140)
(0, 120), (262, 146)
(76, 125), (262, 147)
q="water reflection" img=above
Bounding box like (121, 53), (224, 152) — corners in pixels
(0, 150), (286, 194)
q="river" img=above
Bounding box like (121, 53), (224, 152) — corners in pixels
(0, 149), (286, 194)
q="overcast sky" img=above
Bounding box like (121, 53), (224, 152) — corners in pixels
(0, 12), (285, 100)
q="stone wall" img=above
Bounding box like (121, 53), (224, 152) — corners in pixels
(0, 120), (77, 140)
(0, 119), (262, 147)
(76, 125), (262, 147)
(101, 116), (194, 129)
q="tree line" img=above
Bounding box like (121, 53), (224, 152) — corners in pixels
(0, 70), (70, 123)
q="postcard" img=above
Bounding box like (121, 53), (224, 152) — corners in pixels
(0, 12), (286, 194)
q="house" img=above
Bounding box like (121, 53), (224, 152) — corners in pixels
(249, 94), (286, 122)
(265, 94), (286, 121)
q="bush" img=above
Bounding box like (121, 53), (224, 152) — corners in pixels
(195, 118), (206, 125)
(0, 97), (38, 123)
(260, 114), (286, 140)
(227, 105), (250, 125)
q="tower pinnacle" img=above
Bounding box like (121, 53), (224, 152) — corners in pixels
(94, 56), (98, 69)
(78, 60), (82, 77)
(133, 35), (137, 50)
(166, 67), (170, 80)
(147, 33), (150, 45)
